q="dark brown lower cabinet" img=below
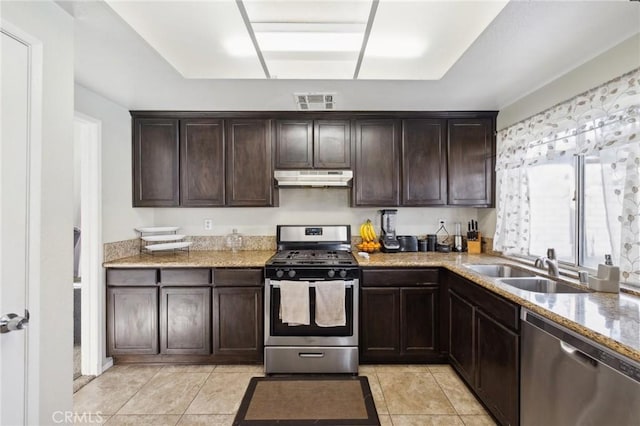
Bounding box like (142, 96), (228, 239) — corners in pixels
(160, 287), (211, 355)
(360, 288), (400, 359)
(106, 267), (264, 363)
(213, 287), (263, 361)
(401, 288), (439, 354)
(448, 272), (520, 426)
(476, 310), (519, 426)
(448, 290), (475, 384)
(107, 287), (158, 355)
(360, 268), (442, 363)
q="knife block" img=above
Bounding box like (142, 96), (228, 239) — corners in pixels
(467, 233), (482, 254)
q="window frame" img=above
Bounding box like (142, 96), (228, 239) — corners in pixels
(509, 155), (600, 275)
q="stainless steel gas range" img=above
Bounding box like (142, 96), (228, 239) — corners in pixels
(264, 225), (359, 374)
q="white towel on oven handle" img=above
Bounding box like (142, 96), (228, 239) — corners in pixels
(315, 280), (346, 327)
(278, 280), (310, 326)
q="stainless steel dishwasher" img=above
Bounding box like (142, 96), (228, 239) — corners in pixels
(521, 309), (640, 426)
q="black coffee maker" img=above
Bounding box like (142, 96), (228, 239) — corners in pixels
(380, 209), (400, 253)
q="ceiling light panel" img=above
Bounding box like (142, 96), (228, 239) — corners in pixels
(243, 0), (372, 23)
(105, 0), (264, 78)
(358, 0), (509, 80)
(243, 0), (373, 79)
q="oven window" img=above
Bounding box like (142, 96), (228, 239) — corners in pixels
(270, 286), (353, 336)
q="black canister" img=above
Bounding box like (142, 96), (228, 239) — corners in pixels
(426, 234), (437, 251)
(418, 239), (428, 252)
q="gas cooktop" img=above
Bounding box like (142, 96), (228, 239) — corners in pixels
(267, 250), (356, 266)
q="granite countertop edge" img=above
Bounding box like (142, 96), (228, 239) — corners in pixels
(103, 250), (640, 364)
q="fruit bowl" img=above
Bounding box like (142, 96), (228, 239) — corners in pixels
(356, 241), (381, 253)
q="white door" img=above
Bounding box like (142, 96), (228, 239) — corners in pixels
(0, 29), (32, 425)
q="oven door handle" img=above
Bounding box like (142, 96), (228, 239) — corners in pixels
(269, 281), (354, 288)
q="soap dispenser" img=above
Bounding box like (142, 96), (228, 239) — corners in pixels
(588, 254), (620, 293)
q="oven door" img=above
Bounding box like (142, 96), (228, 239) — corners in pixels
(264, 279), (358, 347)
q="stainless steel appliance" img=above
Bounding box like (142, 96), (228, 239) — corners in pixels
(521, 309), (640, 426)
(380, 209), (400, 252)
(264, 225), (359, 374)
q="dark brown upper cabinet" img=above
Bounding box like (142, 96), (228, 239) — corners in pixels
(275, 119), (351, 169)
(226, 119), (276, 207)
(401, 119), (447, 206)
(353, 119), (401, 206)
(180, 119), (225, 207)
(133, 118), (179, 207)
(447, 118), (494, 207)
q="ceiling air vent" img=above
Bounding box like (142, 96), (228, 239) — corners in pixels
(294, 93), (336, 111)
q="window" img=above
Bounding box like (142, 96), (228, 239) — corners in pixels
(494, 69), (639, 285)
(527, 157), (576, 264)
(525, 154), (622, 270)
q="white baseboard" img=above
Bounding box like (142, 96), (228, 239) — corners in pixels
(102, 357), (114, 374)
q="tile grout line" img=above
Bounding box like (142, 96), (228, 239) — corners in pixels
(372, 369), (393, 421)
(106, 366), (165, 417)
(180, 368), (216, 420)
(430, 370), (469, 423)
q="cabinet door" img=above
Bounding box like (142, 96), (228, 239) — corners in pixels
(180, 119), (225, 206)
(132, 118), (179, 206)
(448, 290), (475, 384)
(275, 120), (313, 169)
(401, 119), (447, 206)
(213, 287), (263, 359)
(353, 120), (400, 206)
(314, 120), (351, 169)
(107, 287), (158, 355)
(226, 119), (275, 206)
(360, 288), (400, 361)
(160, 287), (211, 355)
(400, 287), (439, 356)
(476, 310), (519, 426)
(447, 118), (494, 206)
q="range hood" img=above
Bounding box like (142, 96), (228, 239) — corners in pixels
(274, 170), (353, 187)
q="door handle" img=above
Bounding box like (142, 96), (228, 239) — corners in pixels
(0, 309), (30, 334)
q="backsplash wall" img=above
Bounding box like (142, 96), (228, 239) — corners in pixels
(153, 188), (479, 238)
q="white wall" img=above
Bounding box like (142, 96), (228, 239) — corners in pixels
(1, 1), (74, 423)
(74, 84), (154, 243)
(155, 188), (478, 238)
(480, 33), (640, 239)
(497, 33), (640, 130)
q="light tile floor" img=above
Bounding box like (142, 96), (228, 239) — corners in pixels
(73, 364), (495, 425)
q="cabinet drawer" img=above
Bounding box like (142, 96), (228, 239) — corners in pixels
(214, 268), (263, 287)
(107, 268), (157, 286)
(160, 268), (211, 285)
(449, 273), (519, 331)
(362, 268), (439, 287)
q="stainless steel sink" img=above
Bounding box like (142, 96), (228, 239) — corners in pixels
(498, 277), (588, 294)
(464, 264), (537, 278)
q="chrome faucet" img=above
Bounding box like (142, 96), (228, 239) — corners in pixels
(535, 248), (560, 277)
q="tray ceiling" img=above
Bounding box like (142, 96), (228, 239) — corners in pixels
(105, 0), (509, 80)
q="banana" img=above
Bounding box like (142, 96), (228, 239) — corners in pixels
(367, 220), (377, 241)
(359, 222), (369, 242)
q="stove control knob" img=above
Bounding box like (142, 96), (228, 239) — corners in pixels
(339, 270), (348, 278)
(327, 269), (336, 278)
(288, 270), (296, 278)
(275, 269), (284, 278)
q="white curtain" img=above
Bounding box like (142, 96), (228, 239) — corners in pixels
(494, 68), (640, 284)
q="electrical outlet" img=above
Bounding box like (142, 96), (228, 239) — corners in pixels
(204, 219), (213, 230)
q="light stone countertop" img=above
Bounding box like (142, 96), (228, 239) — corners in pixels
(358, 252), (640, 364)
(102, 250), (275, 268)
(103, 250), (640, 363)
